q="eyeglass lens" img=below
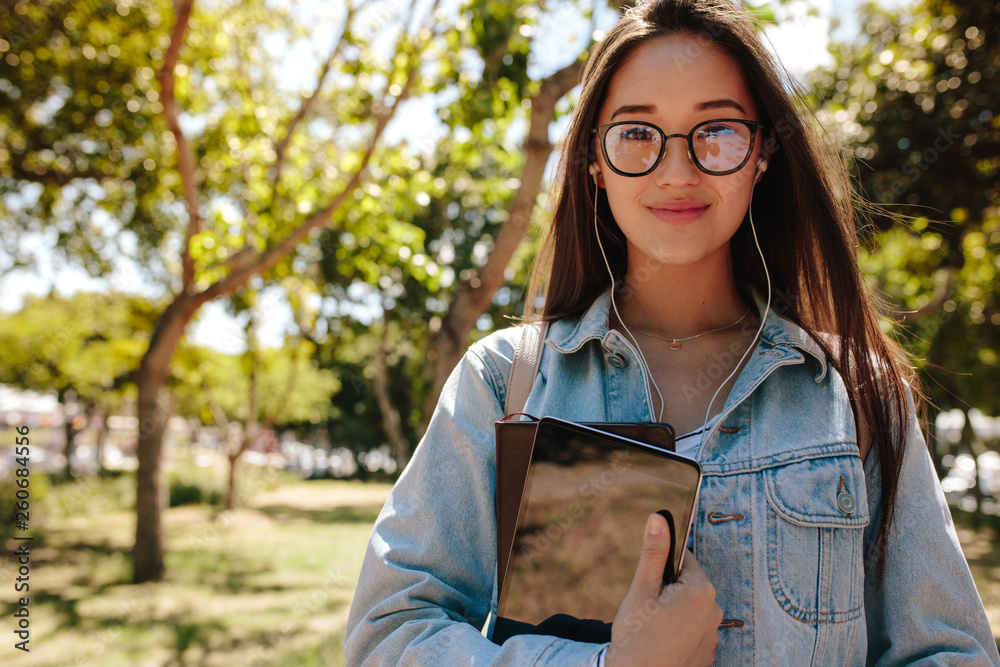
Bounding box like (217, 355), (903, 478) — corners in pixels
(604, 121), (753, 175)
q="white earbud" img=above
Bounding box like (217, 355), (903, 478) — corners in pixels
(753, 158), (768, 184)
(589, 163), (601, 176)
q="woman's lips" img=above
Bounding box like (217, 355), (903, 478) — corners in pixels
(648, 201), (709, 224)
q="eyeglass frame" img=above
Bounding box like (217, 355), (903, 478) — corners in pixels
(591, 118), (765, 177)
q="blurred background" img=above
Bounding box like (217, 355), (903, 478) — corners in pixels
(0, 0), (997, 663)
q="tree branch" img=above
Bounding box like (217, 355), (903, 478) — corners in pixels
(440, 56), (584, 330)
(896, 268), (956, 324)
(198, 32), (427, 303)
(419, 55), (585, 432)
(271, 4), (355, 192)
(8, 161), (106, 185)
(374, 318), (411, 465)
(158, 0), (200, 294)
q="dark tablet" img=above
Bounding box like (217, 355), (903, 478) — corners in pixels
(495, 417), (702, 636)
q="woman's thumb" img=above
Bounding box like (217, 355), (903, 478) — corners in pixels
(631, 512), (674, 595)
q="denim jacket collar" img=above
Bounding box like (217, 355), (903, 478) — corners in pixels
(548, 289), (829, 380)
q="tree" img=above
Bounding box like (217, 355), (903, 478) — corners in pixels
(312, 130), (545, 466)
(129, 0), (453, 581)
(308, 0), (618, 459)
(3, 0), (450, 581)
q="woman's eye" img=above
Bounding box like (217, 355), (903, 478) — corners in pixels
(700, 124), (738, 139)
(620, 127), (655, 141)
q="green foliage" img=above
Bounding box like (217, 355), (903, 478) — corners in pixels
(813, 0), (1000, 414)
(1, 0), (456, 287)
(166, 459), (226, 507)
(813, 1), (997, 220)
(318, 319), (401, 454)
(0, 0), (175, 275)
(312, 4), (555, 444)
(0, 291), (158, 407)
(459, 0), (536, 126)
(172, 334), (340, 427)
(168, 476), (224, 507)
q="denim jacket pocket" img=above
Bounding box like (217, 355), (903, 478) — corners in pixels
(764, 454), (869, 624)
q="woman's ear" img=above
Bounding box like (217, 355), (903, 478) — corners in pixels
(589, 162), (605, 188)
(756, 128), (778, 184)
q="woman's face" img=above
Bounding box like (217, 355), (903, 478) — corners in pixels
(594, 35), (763, 276)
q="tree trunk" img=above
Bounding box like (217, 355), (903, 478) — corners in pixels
(418, 60), (584, 434)
(958, 408), (983, 508)
(97, 410), (111, 473)
(924, 403), (945, 480)
(60, 388), (76, 480)
(374, 320), (411, 467)
(225, 324), (258, 511)
(133, 294), (203, 584)
(225, 448), (241, 511)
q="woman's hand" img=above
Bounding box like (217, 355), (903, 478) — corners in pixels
(606, 513), (722, 667)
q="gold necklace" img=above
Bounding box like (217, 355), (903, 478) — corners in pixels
(630, 305), (752, 351)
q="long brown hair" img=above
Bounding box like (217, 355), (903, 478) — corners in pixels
(525, 0), (915, 587)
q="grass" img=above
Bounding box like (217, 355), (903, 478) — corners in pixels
(0, 474), (392, 667)
(2, 472), (998, 665)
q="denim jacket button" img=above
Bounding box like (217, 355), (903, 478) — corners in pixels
(837, 490), (857, 514)
(608, 353), (626, 369)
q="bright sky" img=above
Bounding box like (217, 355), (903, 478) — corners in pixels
(2, 0), (886, 352)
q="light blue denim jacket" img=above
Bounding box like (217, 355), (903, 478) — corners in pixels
(346, 291), (999, 666)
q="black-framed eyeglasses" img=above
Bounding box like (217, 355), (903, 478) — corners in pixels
(592, 118), (763, 177)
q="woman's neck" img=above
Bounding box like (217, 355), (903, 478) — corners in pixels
(613, 253), (748, 337)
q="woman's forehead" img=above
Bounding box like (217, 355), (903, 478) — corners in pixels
(599, 35), (757, 123)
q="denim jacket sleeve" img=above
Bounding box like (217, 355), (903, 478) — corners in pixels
(344, 332), (605, 666)
(863, 388), (1000, 666)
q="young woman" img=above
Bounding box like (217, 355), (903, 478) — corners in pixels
(346, 0), (999, 664)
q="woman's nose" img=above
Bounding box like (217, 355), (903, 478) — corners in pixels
(653, 136), (700, 186)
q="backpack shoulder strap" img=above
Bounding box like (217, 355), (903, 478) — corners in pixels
(504, 320), (549, 416)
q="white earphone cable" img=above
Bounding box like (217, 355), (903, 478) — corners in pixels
(591, 162), (771, 433)
(700, 183), (771, 432)
(593, 175), (667, 422)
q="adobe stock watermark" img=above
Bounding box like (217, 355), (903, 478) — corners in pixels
(137, 395), (172, 438)
(885, 125), (962, 200)
(883, 110), (991, 201)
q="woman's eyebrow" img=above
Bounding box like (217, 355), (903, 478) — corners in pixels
(609, 104), (656, 120)
(608, 99), (748, 121)
(696, 98), (747, 114)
